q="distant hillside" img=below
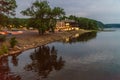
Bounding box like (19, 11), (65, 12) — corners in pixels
(105, 24), (120, 28)
(75, 17), (105, 30)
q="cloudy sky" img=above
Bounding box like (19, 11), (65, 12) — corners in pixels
(16, 0), (120, 24)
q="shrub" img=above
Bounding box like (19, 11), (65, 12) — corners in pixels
(0, 50), (3, 55)
(0, 44), (8, 55)
(10, 37), (18, 48)
(0, 35), (6, 42)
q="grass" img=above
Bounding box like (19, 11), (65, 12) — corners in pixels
(0, 44), (8, 55)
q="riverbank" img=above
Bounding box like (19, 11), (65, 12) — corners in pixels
(0, 29), (91, 58)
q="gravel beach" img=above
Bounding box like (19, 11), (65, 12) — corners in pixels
(0, 29), (91, 58)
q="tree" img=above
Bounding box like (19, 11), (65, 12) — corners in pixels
(21, 0), (51, 34)
(67, 15), (104, 30)
(0, 13), (8, 29)
(48, 7), (65, 32)
(0, 0), (17, 29)
(77, 17), (100, 30)
(21, 0), (65, 35)
(68, 15), (77, 20)
(0, 0), (17, 16)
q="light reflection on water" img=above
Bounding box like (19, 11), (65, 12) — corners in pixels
(1, 30), (120, 80)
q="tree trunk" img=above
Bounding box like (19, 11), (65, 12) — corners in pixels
(38, 29), (44, 35)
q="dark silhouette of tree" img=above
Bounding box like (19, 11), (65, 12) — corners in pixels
(24, 45), (65, 78)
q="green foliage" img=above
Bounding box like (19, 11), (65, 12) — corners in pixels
(0, 0), (17, 28)
(105, 24), (120, 28)
(96, 21), (104, 30)
(0, 44), (8, 55)
(0, 0), (17, 16)
(0, 50), (3, 55)
(0, 13), (8, 27)
(21, 0), (65, 34)
(21, 1), (50, 34)
(66, 15), (105, 30)
(10, 37), (18, 48)
(68, 15), (77, 20)
(0, 35), (6, 42)
(48, 7), (65, 32)
(8, 18), (29, 28)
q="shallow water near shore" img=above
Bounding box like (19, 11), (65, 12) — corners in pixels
(1, 29), (120, 80)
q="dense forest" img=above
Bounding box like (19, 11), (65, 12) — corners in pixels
(62, 15), (105, 30)
(76, 17), (104, 30)
(8, 16), (105, 31)
(8, 18), (29, 28)
(105, 24), (120, 28)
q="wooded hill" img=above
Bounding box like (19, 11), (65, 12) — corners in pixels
(105, 24), (120, 28)
(8, 17), (105, 30)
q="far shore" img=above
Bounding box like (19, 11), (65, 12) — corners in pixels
(0, 29), (92, 59)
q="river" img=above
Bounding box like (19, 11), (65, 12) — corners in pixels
(0, 29), (120, 80)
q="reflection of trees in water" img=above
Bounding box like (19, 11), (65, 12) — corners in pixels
(11, 54), (19, 66)
(65, 31), (97, 43)
(0, 57), (21, 80)
(24, 45), (65, 78)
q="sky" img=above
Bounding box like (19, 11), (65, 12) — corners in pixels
(16, 0), (120, 24)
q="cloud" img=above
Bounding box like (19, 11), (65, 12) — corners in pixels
(15, 0), (120, 23)
(15, 0), (34, 18)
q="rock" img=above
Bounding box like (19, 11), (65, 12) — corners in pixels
(15, 46), (21, 50)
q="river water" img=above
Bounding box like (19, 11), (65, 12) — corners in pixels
(1, 29), (120, 80)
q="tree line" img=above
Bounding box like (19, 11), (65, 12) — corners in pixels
(61, 15), (104, 30)
(105, 24), (120, 28)
(0, 0), (104, 35)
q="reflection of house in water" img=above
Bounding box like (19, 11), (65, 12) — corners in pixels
(56, 20), (80, 31)
(64, 32), (97, 43)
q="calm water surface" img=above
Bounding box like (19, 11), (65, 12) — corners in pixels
(1, 29), (120, 80)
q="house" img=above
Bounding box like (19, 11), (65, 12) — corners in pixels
(55, 20), (80, 31)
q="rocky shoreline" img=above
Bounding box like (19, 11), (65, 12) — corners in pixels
(0, 29), (91, 59)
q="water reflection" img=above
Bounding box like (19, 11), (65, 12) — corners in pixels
(24, 45), (65, 78)
(1, 29), (120, 80)
(64, 31), (97, 43)
(0, 45), (65, 80)
(11, 54), (19, 66)
(0, 57), (21, 80)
